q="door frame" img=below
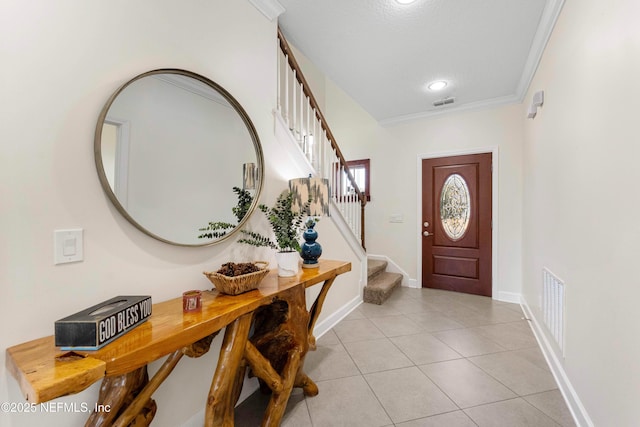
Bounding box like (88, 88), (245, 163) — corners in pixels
(104, 116), (131, 207)
(417, 146), (499, 299)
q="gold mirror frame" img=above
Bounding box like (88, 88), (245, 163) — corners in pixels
(94, 69), (264, 247)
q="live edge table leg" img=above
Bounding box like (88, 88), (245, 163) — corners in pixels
(85, 367), (155, 427)
(111, 350), (184, 427)
(87, 332), (220, 427)
(293, 276), (337, 398)
(307, 277), (337, 350)
(254, 286), (311, 427)
(205, 312), (253, 427)
(261, 349), (301, 427)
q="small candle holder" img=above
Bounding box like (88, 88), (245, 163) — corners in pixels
(182, 290), (202, 312)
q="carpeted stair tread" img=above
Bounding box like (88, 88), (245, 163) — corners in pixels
(363, 271), (402, 305)
(367, 259), (387, 279)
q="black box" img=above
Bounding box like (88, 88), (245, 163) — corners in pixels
(55, 295), (152, 350)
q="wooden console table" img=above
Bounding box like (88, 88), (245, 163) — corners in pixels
(6, 259), (351, 426)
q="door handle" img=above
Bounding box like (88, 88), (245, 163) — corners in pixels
(423, 231), (432, 237)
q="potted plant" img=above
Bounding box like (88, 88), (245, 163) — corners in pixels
(239, 190), (310, 277)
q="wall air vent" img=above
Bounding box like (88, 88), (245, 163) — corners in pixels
(542, 267), (565, 356)
(433, 97), (455, 107)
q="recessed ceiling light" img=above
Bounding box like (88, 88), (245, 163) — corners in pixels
(428, 80), (448, 91)
(396, 0), (417, 4)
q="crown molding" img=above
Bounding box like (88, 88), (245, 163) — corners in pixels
(153, 74), (231, 108)
(380, 0), (565, 127)
(515, 0), (566, 101)
(379, 94), (521, 127)
(248, 0), (285, 21)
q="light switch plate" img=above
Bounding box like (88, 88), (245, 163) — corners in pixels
(390, 213), (404, 223)
(54, 229), (83, 264)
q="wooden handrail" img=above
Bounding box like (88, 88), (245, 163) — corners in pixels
(278, 27), (367, 248)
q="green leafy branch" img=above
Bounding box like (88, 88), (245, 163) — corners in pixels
(198, 187), (253, 239)
(236, 230), (279, 250)
(231, 187), (253, 223)
(238, 190), (311, 253)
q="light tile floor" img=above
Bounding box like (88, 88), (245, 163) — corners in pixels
(235, 287), (576, 426)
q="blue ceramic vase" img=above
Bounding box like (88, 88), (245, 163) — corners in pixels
(300, 222), (322, 268)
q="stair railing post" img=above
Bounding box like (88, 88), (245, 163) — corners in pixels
(277, 27), (367, 249)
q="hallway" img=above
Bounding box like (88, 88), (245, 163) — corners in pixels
(236, 287), (575, 426)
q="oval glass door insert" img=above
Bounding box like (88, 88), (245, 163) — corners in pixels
(440, 173), (471, 240)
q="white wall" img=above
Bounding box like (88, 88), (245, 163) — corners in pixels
(294, 55), (524, 300)
(0, 1), (361, 426)
(342, 104), (524, 300)
(521, 0), (640, 425)
(311, 76), (522, 300)
(280, 0), (640, 422)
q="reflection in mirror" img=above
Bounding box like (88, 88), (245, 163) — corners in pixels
(197, 186), (254, 240)
(95, 69), (263, 246)
(101, 123), (118, 191)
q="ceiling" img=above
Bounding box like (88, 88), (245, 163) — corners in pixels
(276, 0), (563, 125)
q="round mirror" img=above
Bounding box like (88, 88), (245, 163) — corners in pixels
(95, 69), (264, 246)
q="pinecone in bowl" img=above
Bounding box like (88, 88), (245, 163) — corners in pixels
(216, 262), (261, 277)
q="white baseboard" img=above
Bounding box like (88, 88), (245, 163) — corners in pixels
(496, 291), (521, 304)
(313, 295), (362, 339)
(521, 297), (593, 427)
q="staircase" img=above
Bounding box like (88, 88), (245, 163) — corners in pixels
(277, 28), (367, 249)
(363, 259), (402, 305)
(277, 30), (403, 307)
(277, 29), (371, 297)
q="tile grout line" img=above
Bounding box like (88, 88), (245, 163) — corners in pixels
(380, 292), (567, 424)
(280, 288), (572, 426)
(335, 324), (397, 426)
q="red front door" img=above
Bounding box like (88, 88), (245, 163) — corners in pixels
(422, 153), (492, 296)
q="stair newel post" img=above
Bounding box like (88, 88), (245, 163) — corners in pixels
(322, 126), (328, 183)
(291, 69), (297, 134)
(348, 186), (353, 229)
(277, 49), (281, 116)
(299, 81), (304, 142)
(361, 197), (366, 250)
(283, 53), (289, 127)
(312, 112), (317, 171)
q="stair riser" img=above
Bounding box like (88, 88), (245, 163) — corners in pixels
(363, 273), (402, 305)
(363, 280), (401, 305)
(365, 258), (401, 305)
